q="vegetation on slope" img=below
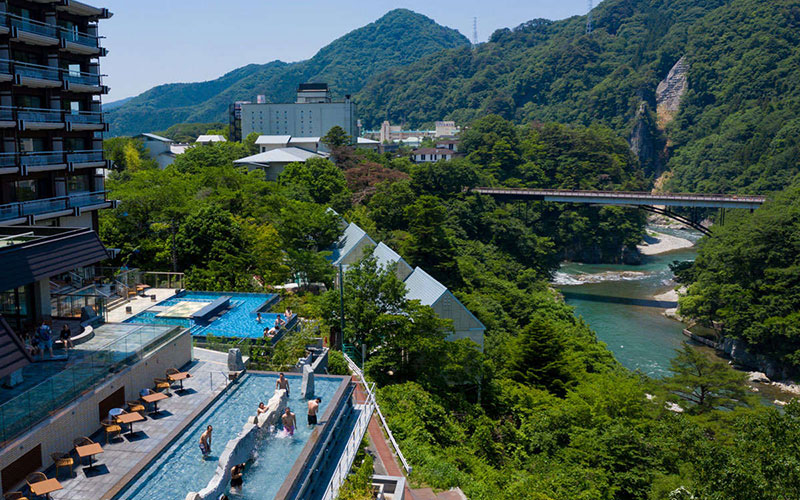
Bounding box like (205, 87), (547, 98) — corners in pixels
(106, 9), (469, 136)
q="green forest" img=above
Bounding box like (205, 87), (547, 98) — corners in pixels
(102, 113), (800, 498)
(105, 9), (469, 136)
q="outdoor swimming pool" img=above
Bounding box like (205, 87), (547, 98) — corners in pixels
(124, 291), (292, 339)
(117, 373), (346, 500)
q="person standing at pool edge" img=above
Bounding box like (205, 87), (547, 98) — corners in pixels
(307, 398), (321, 425)
(200, 425), (212, 458)
(277, 372), (290, 396)
(282, 408), (296, 436)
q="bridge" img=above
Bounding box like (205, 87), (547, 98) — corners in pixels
(471, 188), (767, 235)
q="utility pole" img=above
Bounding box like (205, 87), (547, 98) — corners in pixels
(338, 264), (345, 352)
(472, 17), (479, 47)
(586, 0), (594, 34)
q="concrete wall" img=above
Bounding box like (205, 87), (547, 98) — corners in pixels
(241, 101), (357, 139)
(0, 329), (192, 494)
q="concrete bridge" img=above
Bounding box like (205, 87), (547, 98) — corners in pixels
(471, 188), (767, 235)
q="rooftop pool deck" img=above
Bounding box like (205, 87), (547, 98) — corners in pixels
(124, 291), (294, 339)
(115, 372), (351, 500)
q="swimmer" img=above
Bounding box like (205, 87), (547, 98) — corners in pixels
(307, 397), (321, 425)
(282, 408), (296, 436)
(199, 425), (212, 458)
(276, 372), (290, 396)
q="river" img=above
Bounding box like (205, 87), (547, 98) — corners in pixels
(554, 227), (701, 378)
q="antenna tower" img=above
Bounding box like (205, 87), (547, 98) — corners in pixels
(586, 0), (593, 34)
(473, 17), (478, 46)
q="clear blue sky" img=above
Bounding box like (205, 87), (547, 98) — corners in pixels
(101, 0), (602, 102)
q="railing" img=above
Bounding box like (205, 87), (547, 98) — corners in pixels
(6, 13), (58, 38)
(0, 107), (12, 121)
(0, 13), (100, 48)
(321, 382), (376, 500)
(0, 191), (109, 222)
(0, 106), (103, 125)
(344, 351), (412, 474)
(15, 106), (63, 123)
(0, 324), (184, 443)
(51, 291), (107, 322)
(473, 187), (768, 204)
(21, 151), (65, 167)
(67, 150), (104, 163)
(141, 272), (186, 290)
(65, 110), (103, 124)
(0, 59), (105, 87)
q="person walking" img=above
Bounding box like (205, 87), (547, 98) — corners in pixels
(37, 321), (53, 359)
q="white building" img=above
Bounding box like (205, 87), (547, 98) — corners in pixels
(240, 83), (358, 141)
(138, 133), (190, 169)
(234, 147), (327, 181)
(357, 137), (381, 151)
(435, 120), (459, 137)
(411, 148), (455, 163)
(195, 135), (227, 144)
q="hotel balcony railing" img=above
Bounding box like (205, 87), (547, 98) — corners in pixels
(0, 12), (100, 49)
(6, 13), (59, 38)
(0, 190), (109, 222)
(67, 150), (104, 163)
(0, 106), (104, 125)
(0, 60), (105, 87)
(65, 110), (103, 124)
(0, 153), (16, 167)
(21, 151), (66, 167)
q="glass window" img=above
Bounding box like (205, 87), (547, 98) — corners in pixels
(15, 179), (37, 201)
(19, 137), (46, 152)
(67, 174), (91, 193)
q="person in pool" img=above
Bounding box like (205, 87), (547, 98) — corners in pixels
(276, 372), (290, 396)
(256, 312), (262, 323)
(230, 462), (245, 490)
(282, 408), (296, 436)
(199, 425), (212, 458)
(307, 398), (321, 426)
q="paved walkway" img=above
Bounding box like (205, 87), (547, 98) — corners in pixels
(45, 348), (230, 500)
(106, 288), (177, 323)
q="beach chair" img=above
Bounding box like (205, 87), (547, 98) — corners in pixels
(24, 472), (47, 491)
(50, 452), (73, 478)
(101, 418), (122, 444)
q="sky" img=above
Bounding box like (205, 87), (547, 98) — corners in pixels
(101, 0), (601, 102)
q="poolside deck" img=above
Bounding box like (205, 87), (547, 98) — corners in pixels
(106, 288), (178, 323)
(43, 348), (231, 500)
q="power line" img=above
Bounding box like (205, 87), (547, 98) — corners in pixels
(586, 0), (594, 34)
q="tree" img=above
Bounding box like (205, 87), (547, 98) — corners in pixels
(243, 132), (260, 155)
(400, 195), (459, 284)
(175, 207), (249, 271)
(277, 201), (343, 251)
(278, 158), (351, 211)
(508, 318), (572, 396)
(663, 343), (751, 413)
(321, 125), (351, 149)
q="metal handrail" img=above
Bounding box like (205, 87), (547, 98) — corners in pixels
(472, 187), (767, 204)
(343, 351), (412, 474)
(1, 12), (100, 44)
(0, 191), (109, 222)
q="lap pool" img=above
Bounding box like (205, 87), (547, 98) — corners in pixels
(124, 291), (294, 339)
(115, 373), (348, 500)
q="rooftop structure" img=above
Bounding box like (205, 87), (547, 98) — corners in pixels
(195, 134), (227, 144)
(234, 147), (327, 181)
(235, 83), (357, 142)
(328, 222), (376, 268)
(371, 242), (412, 281)
(138, 133), (191, 169)
(411, 147), (456, 163)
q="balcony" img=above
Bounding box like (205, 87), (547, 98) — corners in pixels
(0, 106), (105, 130)
(68, 149), (106, 168)
(7, 13), (59, 41)
(0, 12), (103, 54)
(0, 60), (107, 93)
(0, 191), (114, 225)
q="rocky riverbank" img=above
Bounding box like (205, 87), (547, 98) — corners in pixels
(638, 230), (695, 255)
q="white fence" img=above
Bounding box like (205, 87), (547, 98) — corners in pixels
(320, 382), (376, 500)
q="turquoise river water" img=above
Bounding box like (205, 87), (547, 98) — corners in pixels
(555, 227), (701, 379)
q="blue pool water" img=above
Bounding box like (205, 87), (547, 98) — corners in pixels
(125, 291), (289, 338)
(117, 373), (345, 500)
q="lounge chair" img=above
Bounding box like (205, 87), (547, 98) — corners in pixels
(127, 400), (145, 413)
(50, 452), (73, 478)
(24, 472), (47, 491)
(154, 377), (171, 394)
(101, 418), (122, 444)
(4, 492), (29, 500)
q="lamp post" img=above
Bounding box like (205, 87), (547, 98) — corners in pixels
(338, 263), (344, 351)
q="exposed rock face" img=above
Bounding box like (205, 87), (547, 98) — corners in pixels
(656, 56), (689, 129)
(629, 101), (661, 177)
(719, 337), (791, 380)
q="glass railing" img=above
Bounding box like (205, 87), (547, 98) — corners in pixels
(0, 324), (184, 442)
(63, 71), (100, 86)
(8, 14), (58, 38)
(0, 107), (13, 121)
(67, 150), (104, 163)
(17, 107), (63, 123)
(0, 153), (15, 168)
(61, 30), (99, 48)
(65, 111), (103, 124)
(14, 61), (61, 82)
(51, 292), (107, 322)
(20, 151), (65, 167)
(69, 191), (107, 207)
(0, 61), (8, 75)
(0, 191), (108, 222)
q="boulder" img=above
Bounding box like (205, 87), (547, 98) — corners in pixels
(301, 364), (315, 398)
(227, 348), (245, 372)
(748, 372), (770, 384)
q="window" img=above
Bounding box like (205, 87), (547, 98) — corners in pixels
(15, 180), (37, 201)
(420, 154), (426, 161)
(67, 174), (91, 193)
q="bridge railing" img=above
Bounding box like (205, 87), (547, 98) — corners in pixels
(472, 187), (767, 204)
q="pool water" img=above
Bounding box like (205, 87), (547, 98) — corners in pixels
(117, 373), (345, 500)
(125, 291), (289, 339)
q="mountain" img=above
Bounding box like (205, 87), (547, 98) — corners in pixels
(106, 9), (470, 137)
(103, 96), (133, 111)
(356, 0), (800, 193)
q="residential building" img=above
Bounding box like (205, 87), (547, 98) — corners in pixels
(195, 134), (226, 145)
(327, 222), (376, 269)
(411, 147), (455, 163)
(234, 147), (327, 181)
(356, 137), (380, 151)
(436, 139), (459, 152)
(375, 120), (436, 144)
(138, 133), (189, 169)
(228, 100), (251, 142)
(371, 242), (412, 281)
(236, 83), (358, 141)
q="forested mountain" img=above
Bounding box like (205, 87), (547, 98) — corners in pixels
(356, 0), (800, 193)
(106, 9), (469, 136)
